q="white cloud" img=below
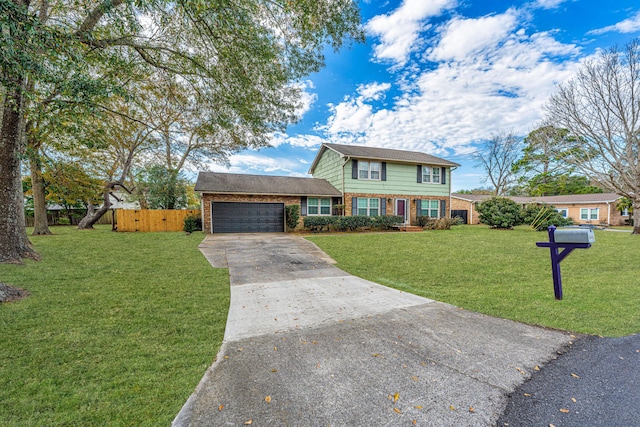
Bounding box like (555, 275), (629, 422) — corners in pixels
(292, 80), (317, 119)
(366, 0), (457, 65)
(270, 133), (326, 149)
(357, 82), (392, 100)
(429, 10), (519, 61)
(532, 0), (567, 10)
(322, 14), (582, 156)
(588, 11), (640, 35)
(206, 153), (307, 176)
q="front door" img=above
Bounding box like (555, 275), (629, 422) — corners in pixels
(395, 199), (409, 224)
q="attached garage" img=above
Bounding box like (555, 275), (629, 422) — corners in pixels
(195, 172), (342, 234)
(211, 202), (284, 233)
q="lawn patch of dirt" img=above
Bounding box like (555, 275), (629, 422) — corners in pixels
(0, 283), (30, 303)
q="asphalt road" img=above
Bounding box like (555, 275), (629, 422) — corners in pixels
(497, 333), (640, 426)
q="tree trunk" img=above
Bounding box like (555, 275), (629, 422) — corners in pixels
(28, 148), (52, 235)
(0, 84), (40, 263)
(633, 198), (640, 235)
(77, 187), (112, 229)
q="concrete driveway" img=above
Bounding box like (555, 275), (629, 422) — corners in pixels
(174, 233), (571, 426)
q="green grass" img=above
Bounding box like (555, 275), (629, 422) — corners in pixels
(0, 226), (229, 426)
(308, 226), (640, 337)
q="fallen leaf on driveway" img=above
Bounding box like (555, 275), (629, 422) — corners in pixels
(571, 373), (580, 379)
(393, 408), (401, 414)
(265, 396), (272, 403)
(469, 406), (475, 413)
(534, 365), (540, 371)
(449, 405), (456, 411)
(218, 405), (224, 411)
(559, 408), (570, 413)
(393, 392), (399, 403)
(571, 397), (577, 402)
(244, 420), (252, 425)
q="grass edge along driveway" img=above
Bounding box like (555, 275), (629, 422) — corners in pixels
(308, 226), (640, 338)
(0, 226), (229, 427)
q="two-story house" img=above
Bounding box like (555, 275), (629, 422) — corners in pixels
(195, 143), (460, 233)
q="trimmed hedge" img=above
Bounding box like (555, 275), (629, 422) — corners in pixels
(303, 215), (404, 232)
(285, 204), (300, 230)
(416, 216), (461, 230)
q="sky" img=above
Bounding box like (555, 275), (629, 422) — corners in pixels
(203, 0), (640, 192)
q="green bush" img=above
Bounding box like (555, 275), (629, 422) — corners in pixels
(334, 215), (372, 231)
(303, 216), (336, 232)
(421, 217), (461, 230)
(415, 216), (432, 227)
(477, 197), (522, 229)
(521, 204), (572, 231)
(183, 213), (202, 233)
(285, 205), (300, 230)
(371, 215), (403, 230)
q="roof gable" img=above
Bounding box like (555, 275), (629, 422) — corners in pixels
(309, 143), (460, 174)
(194, 172), (341, 197)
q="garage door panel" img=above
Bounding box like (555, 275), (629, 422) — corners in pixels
(212, 202), (284, 233)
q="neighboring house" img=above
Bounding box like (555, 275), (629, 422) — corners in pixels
(195, 143), (460, 233)
(451, 192), (627, 226)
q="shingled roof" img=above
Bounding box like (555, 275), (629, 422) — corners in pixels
(452, 192), (622, 205)
(309, 143), (460, 174)
(194, 172), (342, 196)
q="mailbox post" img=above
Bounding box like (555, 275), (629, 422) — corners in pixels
(536, 226), (594, 300)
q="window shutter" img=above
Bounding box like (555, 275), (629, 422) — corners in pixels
(352, 160), (358, 179)
(352, 197), (358, 216)
(381, 162), (387, 181)
(440, 199), (446, 218)
(417, 165), (422, 183)
(380, 198), (386, 215)
(332, 197), (340, 215)
(416, 199), (421, 216)
(441, 167), (446, 185)
(300, 196), (307, 216)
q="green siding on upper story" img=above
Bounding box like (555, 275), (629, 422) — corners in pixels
(344, 159), (452, 197)
(311, 148), (344, 190)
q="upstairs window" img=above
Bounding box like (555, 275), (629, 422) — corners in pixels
(421, 166), (441, 183)
(358, 161), (381, 180)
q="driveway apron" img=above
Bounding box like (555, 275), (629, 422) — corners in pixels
(174, 234), (571, 426)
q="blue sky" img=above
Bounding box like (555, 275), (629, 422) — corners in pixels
(204, 0), (640, 192)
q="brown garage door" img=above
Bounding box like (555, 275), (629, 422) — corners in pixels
(211, 202), (285, 233)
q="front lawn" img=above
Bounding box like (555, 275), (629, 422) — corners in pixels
(308, 226), (640, 337)
(0, 226), (229, 426)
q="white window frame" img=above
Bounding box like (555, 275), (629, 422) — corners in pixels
(557, 208), (569, 218)
(421, 166), (440, 184)
(308, 197), (332, 216)
(420, 200), (440, 218)
(358, 161), (381, 180)
(357, 198), (380, 216)
(580, 208), (599, 221)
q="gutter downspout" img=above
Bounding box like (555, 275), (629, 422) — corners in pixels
(607, 201), (611, 225)
(342, 156), (350, 216)
(449, 166), (457, 219)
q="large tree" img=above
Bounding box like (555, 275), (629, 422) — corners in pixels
(472, 131), (522, 196)
(1, 0), (363, 262)
(546, 39), (640, 234)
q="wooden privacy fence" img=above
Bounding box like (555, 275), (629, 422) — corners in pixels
(117, 209), (199, 232)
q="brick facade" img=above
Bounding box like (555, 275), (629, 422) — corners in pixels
(450, 197), (481, 224)
(201, 193), (303, 233)
(344, 193), (450, 225)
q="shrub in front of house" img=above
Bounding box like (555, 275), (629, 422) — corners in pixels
(303, 216), (336, 232)
(371, 215), (404, 230)
(521, 204), (572, 231)
(285, 204), (300, 230)
(417, 217), (460, 230)
(477, 197), (522, 229)
(183, 213), (202, 233)
(333, 215), (371, 231)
